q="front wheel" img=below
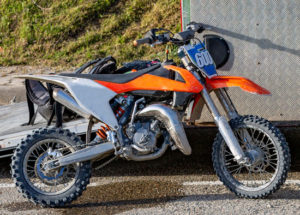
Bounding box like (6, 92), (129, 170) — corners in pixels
(212, 115), (290, 198)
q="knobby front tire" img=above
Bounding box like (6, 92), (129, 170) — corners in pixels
(212, 115), (290, 198)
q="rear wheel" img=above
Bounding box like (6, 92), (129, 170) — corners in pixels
(11, 128), (91, 207)
(212, 115), (290, 198)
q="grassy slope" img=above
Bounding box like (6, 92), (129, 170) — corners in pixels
(0, 0), (180, 67)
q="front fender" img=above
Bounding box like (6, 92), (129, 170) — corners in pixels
(205, 76), (271, 95)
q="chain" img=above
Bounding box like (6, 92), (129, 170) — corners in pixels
(95, 156), (118, 170)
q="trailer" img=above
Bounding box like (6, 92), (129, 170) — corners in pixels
(0, 102), (99, 158)
(181, 0), (300, 123)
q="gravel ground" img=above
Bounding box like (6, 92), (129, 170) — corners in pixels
(0, 157), (299, 215)
(120, 184), (300, 215)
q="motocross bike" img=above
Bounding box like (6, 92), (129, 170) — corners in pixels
(12, 22), (290, 207)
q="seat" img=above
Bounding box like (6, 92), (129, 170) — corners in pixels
(60, 64), (160, 84)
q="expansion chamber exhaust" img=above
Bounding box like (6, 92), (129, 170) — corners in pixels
(53, 88), (91, 119)
(137, 104), (192, 155)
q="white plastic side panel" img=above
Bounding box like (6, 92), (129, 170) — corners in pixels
(187, 0), (300, 121)
(18, 75), (118, 128)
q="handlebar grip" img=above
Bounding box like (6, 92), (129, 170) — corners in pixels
(133, 37), (152, 46)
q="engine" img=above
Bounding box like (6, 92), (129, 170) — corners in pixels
(95, 95), (179, 161)
(125, 119), (162, 154)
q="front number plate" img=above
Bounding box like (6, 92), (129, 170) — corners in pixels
(185, 43), (217, 78)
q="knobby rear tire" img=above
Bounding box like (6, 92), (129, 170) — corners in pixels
(11, 128), (91, 207)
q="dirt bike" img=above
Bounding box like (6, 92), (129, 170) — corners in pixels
(11, 22), (290, 207)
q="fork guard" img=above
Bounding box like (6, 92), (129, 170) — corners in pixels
(205, 76), (271, 95)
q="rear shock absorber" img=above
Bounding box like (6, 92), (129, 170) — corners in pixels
(96, 124), (110, 140)
(96, 95), (133, 140)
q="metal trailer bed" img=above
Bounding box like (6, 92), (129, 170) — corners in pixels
(0, 102), (98, 158)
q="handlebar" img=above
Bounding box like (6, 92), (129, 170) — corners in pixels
(133, 37), (153, 46)
(134, 22), (206, 47)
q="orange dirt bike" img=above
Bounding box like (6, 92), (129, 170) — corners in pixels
(12, 22), (290, 207)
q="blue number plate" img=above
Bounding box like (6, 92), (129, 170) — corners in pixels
(185, 43), (217, 78)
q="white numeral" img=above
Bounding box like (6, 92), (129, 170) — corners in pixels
(195, 51), (213, 67)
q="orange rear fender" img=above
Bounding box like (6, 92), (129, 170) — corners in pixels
(205, 76), (271, 95)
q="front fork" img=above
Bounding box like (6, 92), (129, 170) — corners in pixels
(201, 86), (248, 164)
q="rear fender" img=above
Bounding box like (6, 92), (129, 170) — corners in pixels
(205, 76), (271, 95)
(16, 75), (119, 128)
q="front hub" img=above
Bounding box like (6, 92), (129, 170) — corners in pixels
(245, 147), (265, 167)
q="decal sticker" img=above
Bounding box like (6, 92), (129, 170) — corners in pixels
(184, 43), (217, 78)
(195, 51), (213, 68)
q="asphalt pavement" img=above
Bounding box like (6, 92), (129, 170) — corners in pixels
(0, 155), (299, 215)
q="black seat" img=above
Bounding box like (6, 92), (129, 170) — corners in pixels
(60, 64), (160, 84)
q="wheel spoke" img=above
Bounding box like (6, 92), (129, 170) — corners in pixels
(229, 166), (243, 174)
(220, 124), (281, 189)
(23, 139), (80, 195)
(227, 163), (241, 169)
(225, 157), (235, 162)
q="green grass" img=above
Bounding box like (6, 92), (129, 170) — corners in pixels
(0, 0), (181, 67)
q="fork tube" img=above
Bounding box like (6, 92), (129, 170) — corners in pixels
(215, 89), (254, 146)
(200, 87), (246, 163)
(215, 89), (239, 120)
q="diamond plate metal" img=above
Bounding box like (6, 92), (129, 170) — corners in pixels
(187, 0), (300, 121)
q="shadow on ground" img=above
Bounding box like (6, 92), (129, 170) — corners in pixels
(2, 181), (299, 215)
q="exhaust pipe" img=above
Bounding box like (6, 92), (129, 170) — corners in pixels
(48, 142), (115, 169)
(137, 104), (192, 155)
(53, 88), (91, 119)
(125, 135), (169, 161)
